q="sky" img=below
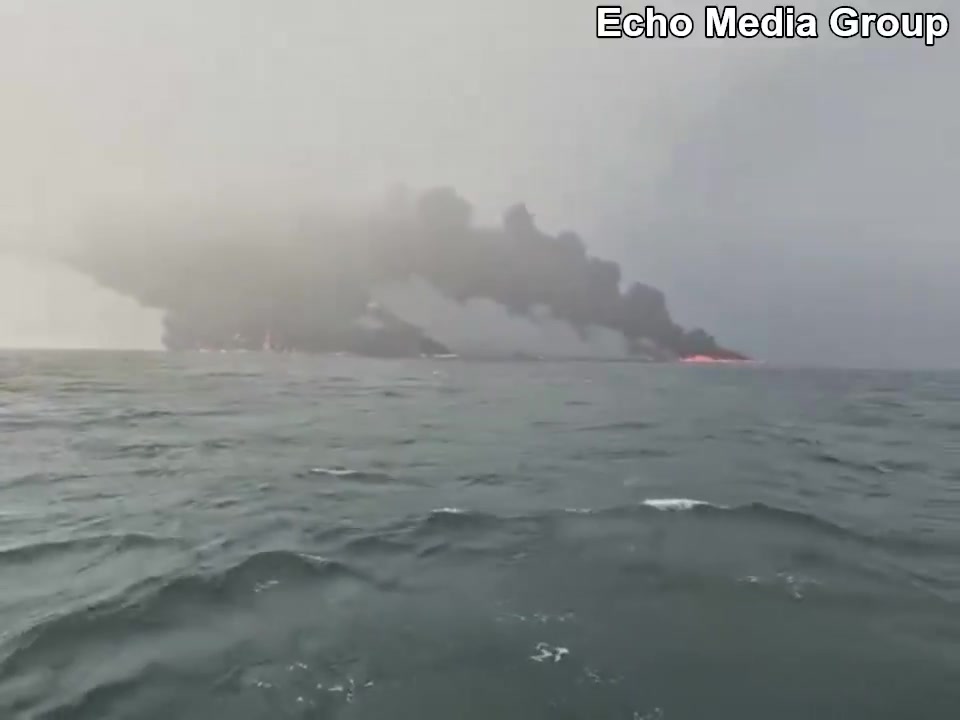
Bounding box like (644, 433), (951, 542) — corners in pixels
(0, 0), (955, 367)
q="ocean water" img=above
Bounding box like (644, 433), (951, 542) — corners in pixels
(1, 352), (959, 719)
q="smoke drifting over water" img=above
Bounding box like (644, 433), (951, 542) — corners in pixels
(6, 2), (957, 366)
(0, 255), (163, 350)
(373, 276), (631, 359)
(70, 188), (739, 360)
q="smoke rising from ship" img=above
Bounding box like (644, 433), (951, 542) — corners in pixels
(70, 187), (740, 360)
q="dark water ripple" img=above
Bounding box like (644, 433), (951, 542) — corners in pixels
(1, 352), (960, 719)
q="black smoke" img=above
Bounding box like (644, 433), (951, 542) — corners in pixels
(71, 187), (744, 359)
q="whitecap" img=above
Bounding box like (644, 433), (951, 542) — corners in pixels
(253, 579), (280, 593)
(634, 709), (665, 720)
(642, 498), (723, 511)
(530, 642), (570, 663)
(309, 467), (360, 477)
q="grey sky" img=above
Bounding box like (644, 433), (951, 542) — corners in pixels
(0, 1), (955, 366)
(629, 37), (958, 369)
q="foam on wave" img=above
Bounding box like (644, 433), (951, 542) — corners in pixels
(642, 498), (726, 511)
(309, 467), (361, 477)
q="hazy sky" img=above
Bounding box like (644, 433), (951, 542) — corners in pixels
(0, 1), (955, 367)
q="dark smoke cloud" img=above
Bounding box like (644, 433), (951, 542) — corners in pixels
(72, 188), (743, 359)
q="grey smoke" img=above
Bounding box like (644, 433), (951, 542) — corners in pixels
(2, 1), (955, 366)
(372, 276), (631, 359)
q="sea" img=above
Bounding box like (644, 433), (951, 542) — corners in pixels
(1, 351), (959, 719)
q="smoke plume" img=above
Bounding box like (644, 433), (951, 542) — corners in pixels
(373, 276), (631, 359)
(71, 187), (742, 359)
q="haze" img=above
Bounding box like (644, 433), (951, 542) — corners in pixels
(0, 1), (955, 368)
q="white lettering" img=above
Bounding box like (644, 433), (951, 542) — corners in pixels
(706, 6), (819, 39)
(705, 6), (736, 37)
(597, 6), (694, 39)
(597, 7), (622, 38)
(829, 8), (949, 46)
(927, 14), (949, 46)
(740, 14), (760, 37)
(623, 13), (643, 38)
(829, 7), (860, 38)
(875, 14), (899, 38)
(670, 14), (694, 37)
(795, 13), (818, 38)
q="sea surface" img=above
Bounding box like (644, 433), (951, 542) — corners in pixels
(1, 352), (959, 719)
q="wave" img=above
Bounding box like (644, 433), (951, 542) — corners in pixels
(0, 533), (180, 565)
(459, 473), (504, 487)
(389, 499), (959, 562)
(113, 441), (188, 459)
(635, 496), (872, 538)
(309, 467), (361, 477)
(56, 383), (142, 397)
(341, 534), (414, 557)
(403, 504), (958, 608)
(581, 421), (658, 432)
(633, 498), (958, 558)
(0, 550), (378, 674)
(389, 501), (869, 548)
(1, 472), (90, 490)
(0, 549), (389, 717)
(3, 502), (950, 675)
(812, 452), (899, 475)
(43, 408), (188, 432)
(396, 508), (544, 543)
(641, 498), (725, 512)
(576, 447), (675, 460)
(304, 467), (396, 483)
(385, 500), (869, 551)
(2, 497), (954, 718)
(412, 508), (503, 536)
